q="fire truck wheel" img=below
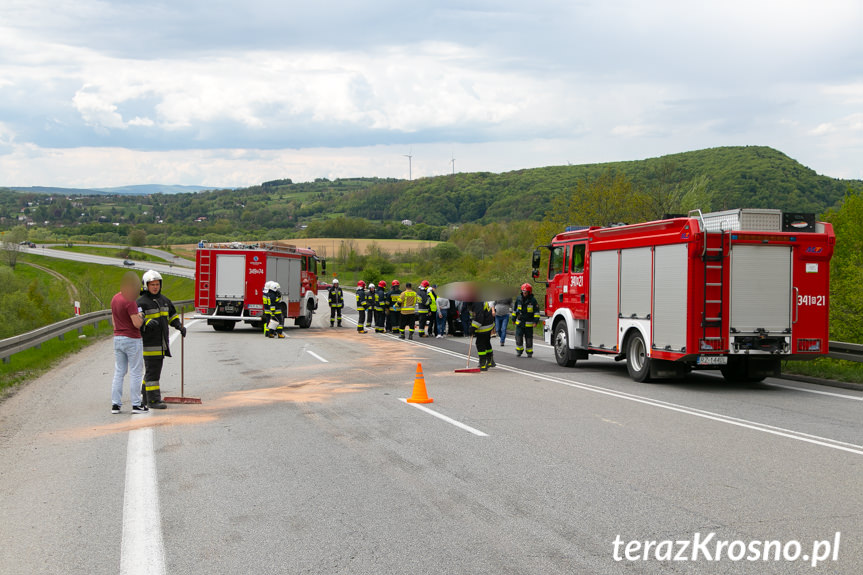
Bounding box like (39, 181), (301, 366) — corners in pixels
(296, 302), (313, 329)
(552, 322), (576, 367)
(625, 331), (652, 382)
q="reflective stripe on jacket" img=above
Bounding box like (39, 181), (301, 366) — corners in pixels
(399, 289), (418, 314)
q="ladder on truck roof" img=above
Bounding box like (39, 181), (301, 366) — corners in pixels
(690, 210), (728, 352)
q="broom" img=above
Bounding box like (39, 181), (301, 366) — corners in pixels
(454, 329), (482, 373)
(164, 313), (202, 404)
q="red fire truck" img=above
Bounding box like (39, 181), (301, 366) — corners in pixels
(532, 209), (835, 383)
(194, 242), (324, 331)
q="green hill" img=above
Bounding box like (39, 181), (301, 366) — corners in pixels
(2, 147), (859, 237)
(329, 146), (857, 225)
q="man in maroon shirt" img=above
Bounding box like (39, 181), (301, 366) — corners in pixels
(110, 272), (148, 414)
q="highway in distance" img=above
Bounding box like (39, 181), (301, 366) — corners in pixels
(0, 296), (861, 574)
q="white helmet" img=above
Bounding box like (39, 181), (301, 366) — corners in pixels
(264, 281), (273, 291)
(271, 282), (281, 291)
(333, 278), (339, 285)
(142, 270), (162, 285)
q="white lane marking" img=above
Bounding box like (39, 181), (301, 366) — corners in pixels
(307, 350), (329, 363)
(405, 338), (863, 457)
(399, 398), (489, 437)
(765, 382), (863, 401)
(121, 428), (166, 575)
(168, 319), (200, 348)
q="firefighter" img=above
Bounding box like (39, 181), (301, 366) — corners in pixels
(262, 281), (274, 337)
(398, 282), (418, 339)
(355, 280), (369, 333)
(265, 281), (286, 338)
(374, 280), (388, 333)
(471, 301), (495, 371)
(416, 280), (431, 337)
(137, 270), (186, 408)
(364, 280), (375, 331)
(387, 280), (402, 334)
(512, 283), (540, 357)
(328, 278), (344, 327)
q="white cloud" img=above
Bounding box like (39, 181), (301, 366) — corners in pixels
(0, 0), (861, 185)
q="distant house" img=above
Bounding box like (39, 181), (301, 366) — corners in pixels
(195, 216), (208, 222)
(401, 219), (414, 226)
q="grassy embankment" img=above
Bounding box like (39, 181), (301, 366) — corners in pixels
(51, 245), (170, 263)
(0, 254), (194, 395)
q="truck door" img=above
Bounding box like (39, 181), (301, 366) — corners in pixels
(546, 244), (566, 314)
(561, 243), (587, 319)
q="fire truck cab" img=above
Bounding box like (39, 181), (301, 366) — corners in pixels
(533, 209), (835, 383)
(194, 242), (323, 331)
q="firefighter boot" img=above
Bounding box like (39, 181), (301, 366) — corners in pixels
(400, 332), (406, 339)
(488, 352), (496, 368)
(143, 382), (167, 409)
(479, 354), (489, 372)
(408, 331), (414, 340)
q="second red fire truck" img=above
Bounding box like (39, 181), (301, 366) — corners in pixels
(533, 209), (835, 383)
(194, 242), (324, 331)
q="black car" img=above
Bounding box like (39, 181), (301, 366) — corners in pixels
(123, 259), (135, 266)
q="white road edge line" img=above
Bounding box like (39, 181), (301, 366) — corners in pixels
(403, 337), (863, 457)
(399, 398), (489, 437)
(120, 428), (166, 575)
(766, 382), (863, 401)
(307, 350), (329, 363)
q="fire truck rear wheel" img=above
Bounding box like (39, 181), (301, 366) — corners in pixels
(552, 322), (576, 367)
(212, 320), (235, 332)
(625, 331), (652, 383)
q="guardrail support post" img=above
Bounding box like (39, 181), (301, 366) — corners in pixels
(58, 333), (64, 341)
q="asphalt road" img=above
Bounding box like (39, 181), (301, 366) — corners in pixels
(0, 295), (861, 574)
(20, 244), (195, 279)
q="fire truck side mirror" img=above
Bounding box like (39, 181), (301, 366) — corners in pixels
(531, 249), (542, 274)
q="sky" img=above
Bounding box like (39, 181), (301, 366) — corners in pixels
(1, 0), (862, 188)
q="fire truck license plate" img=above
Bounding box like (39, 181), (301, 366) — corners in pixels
(697, 355), (728, 365)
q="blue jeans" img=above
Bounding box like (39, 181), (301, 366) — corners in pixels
(436, 312), (447, 335)
(112, 336), (144, 407)
(494, 315), (509, 344)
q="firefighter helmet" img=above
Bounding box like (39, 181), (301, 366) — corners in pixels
(333, 278), (339, 285)
(142, 270), (162, 285)
(378, 280), (387, 288)
(357, 280), (366, 288)
(271, 282), (281, 291)
(391, 280), (400, 286)
(420, 280), (430, 288)
(521, 283), (532, 293)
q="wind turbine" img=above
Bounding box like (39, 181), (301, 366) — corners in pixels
(403, 148), (413, 181)
(450, 152), (456, 175)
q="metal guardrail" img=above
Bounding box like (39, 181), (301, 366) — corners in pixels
(827, 340), (863, 362)
(0, 300), (194, 364)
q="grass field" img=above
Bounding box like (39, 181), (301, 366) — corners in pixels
(173, 238), (439, 260)
(17, 253), (195, 314)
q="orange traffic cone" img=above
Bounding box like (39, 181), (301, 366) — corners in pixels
(406, 362), (434, 404)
